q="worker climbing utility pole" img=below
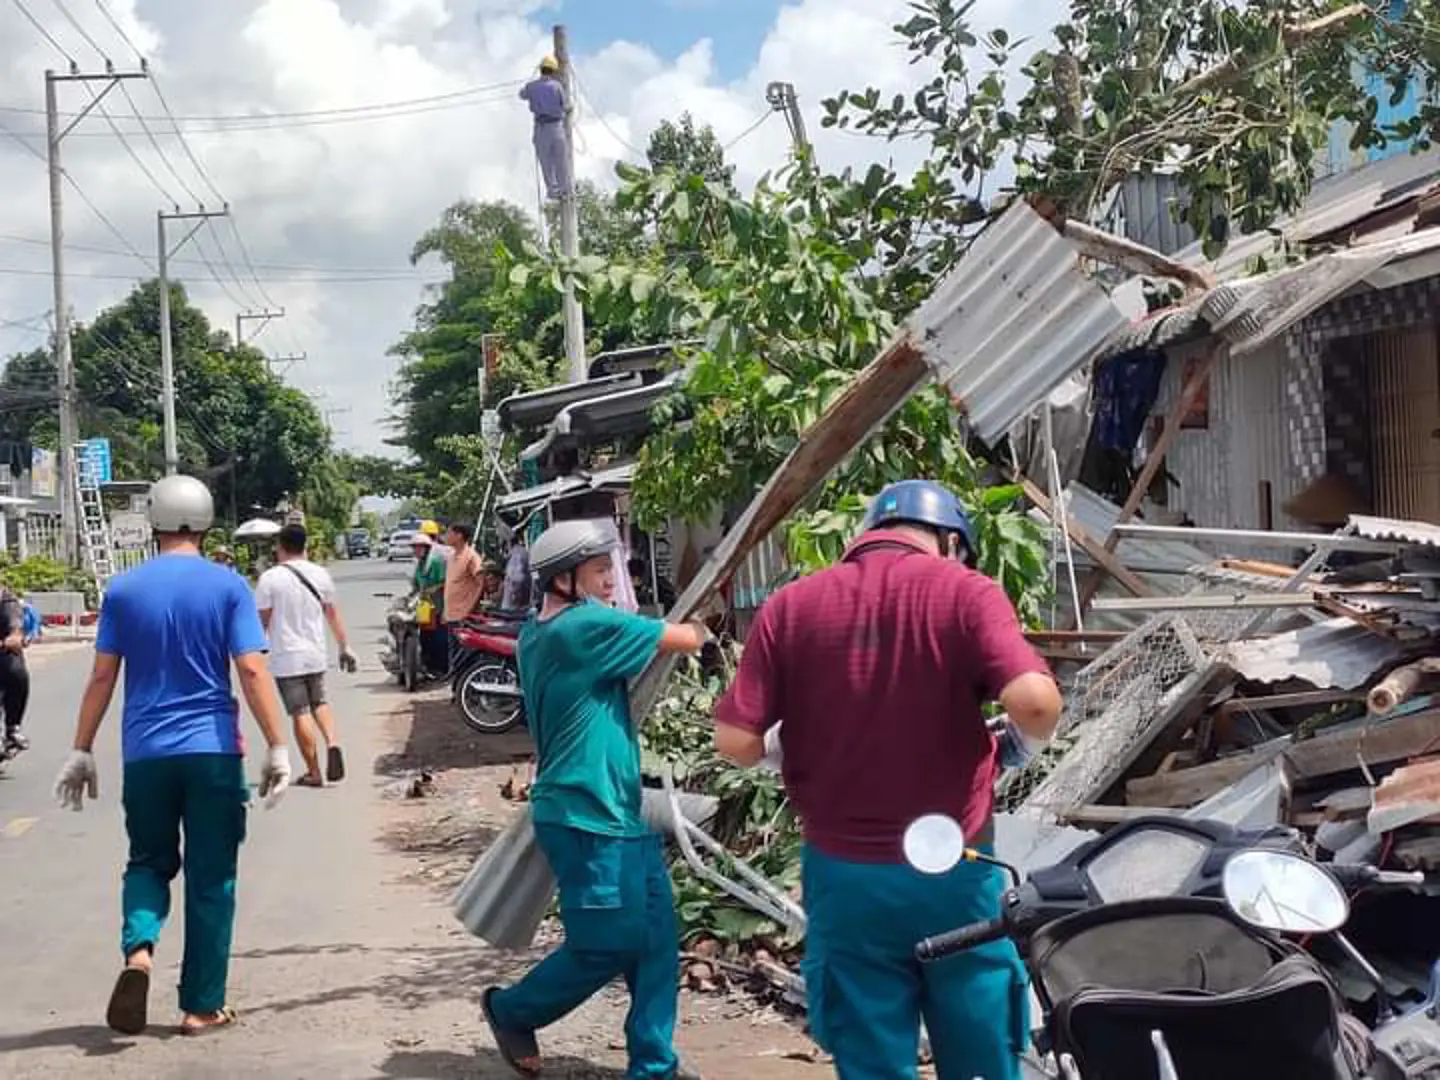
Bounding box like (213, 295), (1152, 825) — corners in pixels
(520, 29), (586, 385)
(554, 25), (586, 384)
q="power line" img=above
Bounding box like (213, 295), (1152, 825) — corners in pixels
(724, 109), (774, 151)
(0, 80), (527, 129)
(49, 0), (107, 58)
(572, 65), (646, 159)
(0, 265), (434, 283)
(117, 79), (201, 206)
(11, 0), (74, 62)
(0, 231), (424, 274)
(92, 0), (141, 58)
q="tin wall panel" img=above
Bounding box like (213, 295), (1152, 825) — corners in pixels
(1366, 325), (1440, 523)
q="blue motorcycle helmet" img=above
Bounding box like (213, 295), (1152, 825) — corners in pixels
(862, 479), (977, 566)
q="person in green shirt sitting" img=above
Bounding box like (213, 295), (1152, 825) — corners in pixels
(482, 518), (707, 1080)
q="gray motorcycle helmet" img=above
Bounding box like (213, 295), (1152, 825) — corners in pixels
(530, 519), (617, 597)
(146, 474), (215, 534)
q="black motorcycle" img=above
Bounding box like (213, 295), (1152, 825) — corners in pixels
(903, 814), (1434, 1079)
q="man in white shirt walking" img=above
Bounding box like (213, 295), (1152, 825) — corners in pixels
(254, 524), (358, 788)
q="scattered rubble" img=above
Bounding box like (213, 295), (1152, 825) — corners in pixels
(1011, 490), (1440, 877)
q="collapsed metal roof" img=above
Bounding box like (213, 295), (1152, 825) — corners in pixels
(915, 202), (1130, 443)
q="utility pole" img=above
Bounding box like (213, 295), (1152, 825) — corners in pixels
(158, 207), (229, 475)
(765, 81), (812, 159)
(323, 406), (352, 448)
(235, 308), (285, 347)
(268, 352), (306, 378)
(47, 65), (148, 565)
(554, 24), (587, 384)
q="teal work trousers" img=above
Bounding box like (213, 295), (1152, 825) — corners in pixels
(490, 824), (680, 1079)
(121, 753), (248, 1015)
(801, 844), (1030, 1080)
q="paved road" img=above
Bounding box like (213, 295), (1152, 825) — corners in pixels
(0, 558), (505, 1080)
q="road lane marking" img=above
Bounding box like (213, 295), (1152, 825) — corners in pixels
(2, 816), (37, 838)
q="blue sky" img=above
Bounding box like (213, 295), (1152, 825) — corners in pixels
(560, 0), (781, 82)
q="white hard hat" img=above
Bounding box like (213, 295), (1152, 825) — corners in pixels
(146, 474), (215, 534)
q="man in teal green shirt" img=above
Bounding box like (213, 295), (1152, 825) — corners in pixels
(483, 519), (705, 1079)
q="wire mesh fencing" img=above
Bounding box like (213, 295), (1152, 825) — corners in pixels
(996, 574), (1301, 817)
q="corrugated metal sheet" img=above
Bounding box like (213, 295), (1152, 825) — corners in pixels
(919, 203), (1130, 443)
(1173, 151), (1440, 281)
(1116, 173), (1198, 257)
(1349, 514), (1440, 548)
(1219, 617), (1413, 689)
(1227, 339), (1302, 535)
(1365, 327), (1440, 522)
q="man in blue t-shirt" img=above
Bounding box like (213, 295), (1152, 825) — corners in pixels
(482, 519), (706, 1079)
(54, 475), (293, 1038)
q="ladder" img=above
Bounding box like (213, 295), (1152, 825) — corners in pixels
(74, 445), (115, 594)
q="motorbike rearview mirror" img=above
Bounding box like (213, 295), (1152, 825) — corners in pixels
(1222, 849), (1349, 934)
(903, 814), (966, 875)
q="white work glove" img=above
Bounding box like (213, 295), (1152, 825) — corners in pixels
(338, 646), (358, 674)
(988, 716), (1047, 771)
(54, 750), (98, 811)
(759, 725), (783, 773)
(258, 745), (293, 809)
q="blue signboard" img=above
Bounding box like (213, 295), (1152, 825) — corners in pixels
(78, 437), (113, 485)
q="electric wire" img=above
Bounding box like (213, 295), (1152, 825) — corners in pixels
(11, 0), (74, 62)
(49, 0), (107, 58)
(724, 108), (774, 150)
(572, 65), (645, 159)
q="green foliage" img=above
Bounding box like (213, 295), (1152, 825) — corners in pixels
(824, 0), (1416, 259)
(0, 281), (332, 521)
(0, 555), (97, 608)
(646, 113), (736, 192)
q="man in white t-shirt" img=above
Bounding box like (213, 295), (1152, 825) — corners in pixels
(254, 524), (358, 787)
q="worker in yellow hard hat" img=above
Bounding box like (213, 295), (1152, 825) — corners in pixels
(520, 55), (570, 200)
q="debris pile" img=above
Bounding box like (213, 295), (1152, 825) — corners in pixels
(1008, 494), (1440, 880)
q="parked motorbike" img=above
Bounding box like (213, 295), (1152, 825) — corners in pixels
(902, 813), (1437, 1079)
(378, 593), (446, 692)
(450, 611), (528, 735)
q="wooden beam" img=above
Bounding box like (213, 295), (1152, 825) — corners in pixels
(1074, 350), (1219, 616)
(1021, 476), (1154, 598)
(1127, 707), (1440, 808)
(1060, 804), (1188, 826)
(1058, 218), (1214, 292)
(1217, 689), (1364, 718)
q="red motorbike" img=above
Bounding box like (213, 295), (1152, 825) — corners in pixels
(450, 611), (527, 735)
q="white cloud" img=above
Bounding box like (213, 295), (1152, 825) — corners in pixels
(0, 0), (1061, 463)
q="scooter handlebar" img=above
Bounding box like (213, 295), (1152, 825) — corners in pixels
(1328, 864), (1427, 890)
(915, 916), (1007, 961)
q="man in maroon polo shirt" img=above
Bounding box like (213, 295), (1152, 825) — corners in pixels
(714, 479), (1062, 1080)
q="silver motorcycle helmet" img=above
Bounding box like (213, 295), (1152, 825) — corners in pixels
(530, 519), (617, 600)
(146, 474), (215, 534)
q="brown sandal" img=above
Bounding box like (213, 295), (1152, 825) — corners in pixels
(105, 966), (150, 1036)
(181, 1006), (237, 1036)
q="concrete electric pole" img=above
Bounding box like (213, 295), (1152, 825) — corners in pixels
(765, 81), (812, 159)
(553, 24), (587, 385)
(235, 308), (285, 348)
(158, 207), (229, 475)
(46, 65), (148, 564)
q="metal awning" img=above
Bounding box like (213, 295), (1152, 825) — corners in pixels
(587, 340), (699, 379)
(492, 464), (639, 520)
(553, 370), (686, 442)
(497, 373), (643, 432)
